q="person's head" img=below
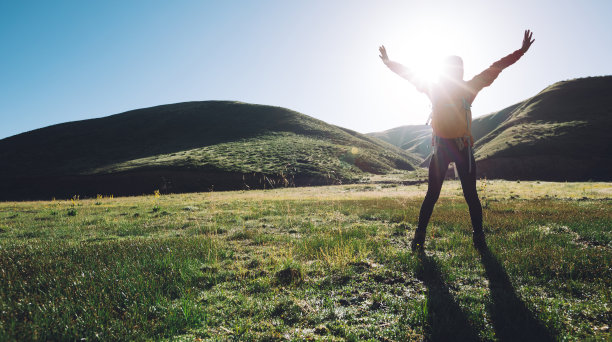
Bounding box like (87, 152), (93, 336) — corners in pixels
(441, 55), (464, 81)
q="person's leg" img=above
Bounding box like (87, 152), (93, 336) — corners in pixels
(455, 149), (485, 247)
(413, 149), (449, 250)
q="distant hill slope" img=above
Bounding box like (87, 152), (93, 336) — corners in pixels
(366, 103), (521, 162)
(0, 101), (419, 200)
(365, 106), (518, 162)
(368, 76), (612, 181)
(367, 125), (433, 160)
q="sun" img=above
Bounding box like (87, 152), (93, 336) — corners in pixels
(390, 26), (464, 85)
(407, 37), (453, 85)
(411, 55), (443, 84)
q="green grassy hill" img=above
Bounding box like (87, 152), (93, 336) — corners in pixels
(474, 76), (612, 180)
(368, 76), (612, 181)
(471, 102), (522, 144)
(0, 101), (419, 200)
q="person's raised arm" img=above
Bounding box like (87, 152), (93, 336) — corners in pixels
(468, 30), (535, 93)
(379, 45), (429, 95)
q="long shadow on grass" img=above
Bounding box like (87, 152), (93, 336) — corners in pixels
(416, 252), (480, 341)
(477, 244), (555, 341)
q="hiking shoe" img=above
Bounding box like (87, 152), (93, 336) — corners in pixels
(472, 231), (486, 249)
(411, 230), (426, 252)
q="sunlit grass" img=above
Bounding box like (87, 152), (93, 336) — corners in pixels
(0, 180), (610, 340)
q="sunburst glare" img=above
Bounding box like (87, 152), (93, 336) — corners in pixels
(389, 25), (465, 85)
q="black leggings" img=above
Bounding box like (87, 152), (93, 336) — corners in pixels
(417, 137), (483, 234)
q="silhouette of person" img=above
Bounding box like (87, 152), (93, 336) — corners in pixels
(379, 30), (534, 250)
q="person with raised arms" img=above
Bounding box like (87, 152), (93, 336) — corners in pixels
(379, 30), (535, 250)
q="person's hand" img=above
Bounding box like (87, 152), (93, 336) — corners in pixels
(379, 45), (389, 63)
(521, 29), (535, 53)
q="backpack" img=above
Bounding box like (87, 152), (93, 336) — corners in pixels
(426, 94), (475, 173)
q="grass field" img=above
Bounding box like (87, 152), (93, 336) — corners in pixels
(0, 180), (610, 341)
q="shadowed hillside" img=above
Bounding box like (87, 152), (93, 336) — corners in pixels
(368, 76), (612, 181)
(474, 76), (612, 180)
(0, 101), (419, 200)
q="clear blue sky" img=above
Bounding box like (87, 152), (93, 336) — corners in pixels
(1, 0), (610, 139)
